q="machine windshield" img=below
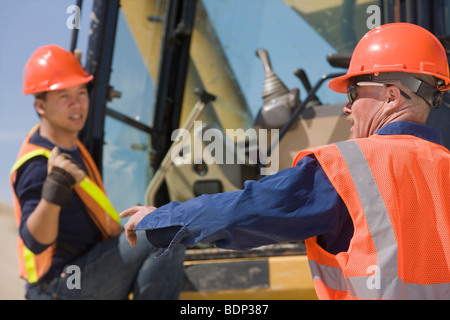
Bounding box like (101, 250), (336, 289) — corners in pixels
(103, 0), (379, 212)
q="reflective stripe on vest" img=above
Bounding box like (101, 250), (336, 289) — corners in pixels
(308, 260), (450, 299)
(78, 178), (120, 225)
(10, 148), (51, 174)
(336, 141), (398, 277)
(23, 246), (38, 283)
(296, 138), (450, 299)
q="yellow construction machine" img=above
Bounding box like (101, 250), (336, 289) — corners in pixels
(73, 0), (450, 299)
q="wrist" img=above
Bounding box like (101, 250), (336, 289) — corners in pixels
(41, 167), (76, 206)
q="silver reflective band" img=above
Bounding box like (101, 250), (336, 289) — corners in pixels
(335, 140), (398, 278)
(308, 140), (450, 299)
(309, 260), (450, 299)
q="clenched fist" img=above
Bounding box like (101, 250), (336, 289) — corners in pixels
(42, 146), (86, 206)
(48, 146), (86, 185)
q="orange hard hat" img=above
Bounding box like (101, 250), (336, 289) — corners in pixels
(328, 23), (450, 93)
(23, 44), (93, 95)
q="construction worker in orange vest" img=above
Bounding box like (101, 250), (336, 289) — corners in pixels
(121, 23), (450, 299)
(10, 45), (185, 299)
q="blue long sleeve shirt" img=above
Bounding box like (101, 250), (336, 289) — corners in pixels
(137, 121), (444, 255)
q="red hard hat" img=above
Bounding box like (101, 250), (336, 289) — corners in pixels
(23, 44), (93, 95)
(328, 23), (450, 93)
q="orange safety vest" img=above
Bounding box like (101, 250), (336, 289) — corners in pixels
(293, 134), (450, 299)
(10, 126), (123, 283)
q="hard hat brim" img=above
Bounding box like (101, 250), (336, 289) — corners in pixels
(329, 69), (450, 94)
(23, 74), (93, 95)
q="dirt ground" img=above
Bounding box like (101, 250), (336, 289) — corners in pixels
(0, 201), (26, 300)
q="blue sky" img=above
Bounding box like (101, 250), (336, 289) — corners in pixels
(0, 1), (93, 206)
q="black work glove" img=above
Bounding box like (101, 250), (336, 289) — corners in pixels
(42, 166), (77, 206)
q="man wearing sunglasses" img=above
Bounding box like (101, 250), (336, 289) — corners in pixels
(343, 72), (445, 139)
(121, 23), (450, 299)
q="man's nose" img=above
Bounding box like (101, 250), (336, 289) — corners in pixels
(68, 95), (83, 108)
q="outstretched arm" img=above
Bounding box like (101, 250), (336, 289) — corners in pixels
(120, 155), (344, 254)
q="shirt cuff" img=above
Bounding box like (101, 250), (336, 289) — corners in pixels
(135, 208), (191, 256)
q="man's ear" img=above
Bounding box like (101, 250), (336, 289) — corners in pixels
(34, 99), (45, 117)
(383, 86), (402, 114)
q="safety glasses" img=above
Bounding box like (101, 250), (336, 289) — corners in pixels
(347, 81), (411, 104)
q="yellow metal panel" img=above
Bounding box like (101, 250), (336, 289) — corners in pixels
(268, 256), (317, 300)
(120, 0), (165, 80)
(179, 255), (317, 300)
